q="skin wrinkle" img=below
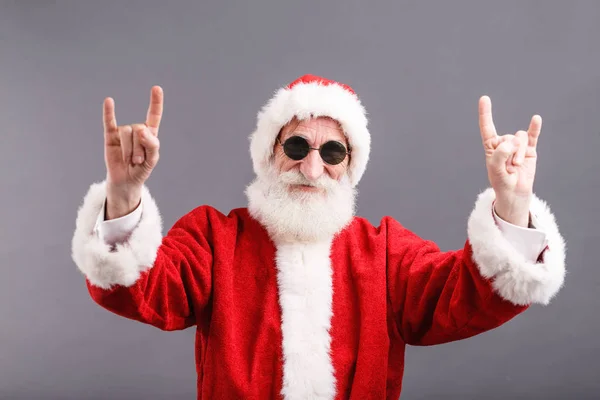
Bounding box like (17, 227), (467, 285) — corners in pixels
(272, 117), (351, 188)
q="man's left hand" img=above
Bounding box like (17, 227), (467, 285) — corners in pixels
(478, 95), (541, 227)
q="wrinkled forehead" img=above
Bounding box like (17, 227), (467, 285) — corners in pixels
(280, 116), (346, 142)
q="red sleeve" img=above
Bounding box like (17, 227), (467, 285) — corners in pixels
(72, 181), (228, 331)
(386, 188), (566, 346)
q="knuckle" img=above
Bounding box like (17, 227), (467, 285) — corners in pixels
(120, 125), (133, 135)
(148, 137), (160, 150)
(130, 123), (144, 133)
(496, 144), (511, 155)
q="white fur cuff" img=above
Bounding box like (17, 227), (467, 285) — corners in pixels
(467, 188), (566, 306)
(71, 180), (163, 289)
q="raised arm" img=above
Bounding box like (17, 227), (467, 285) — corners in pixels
(387, 96), (566, 345)
(71, 87), (212, 331)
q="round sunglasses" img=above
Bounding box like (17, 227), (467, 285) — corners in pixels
(277, 136), (351, 165)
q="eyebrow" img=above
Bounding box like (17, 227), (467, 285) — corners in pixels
(286, 125), (344, 138)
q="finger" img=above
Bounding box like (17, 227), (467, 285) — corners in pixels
(492, 134), (514, 152)
(496, 134), (515, 146)
(496, 134), (516, 172)
(478, 95), (498, 150)
(132, 124), (147, 165)
(140, 127), (161, 167)
(103, 97), (118, 134)
(146, 86), (164, 135)
(119, 125), (134, 164)
(490, 139), (515, 174)
(527, 114), (542, 148)
(513, 131), (528, 165)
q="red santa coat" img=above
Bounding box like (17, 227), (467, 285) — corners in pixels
(72, 181), (566, 399)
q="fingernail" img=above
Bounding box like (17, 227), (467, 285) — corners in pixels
(133, 156), (143, 164)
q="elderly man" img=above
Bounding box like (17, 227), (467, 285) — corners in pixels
(72, 74), (566, 399)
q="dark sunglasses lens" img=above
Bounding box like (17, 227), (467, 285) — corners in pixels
(283, 136), (310, 160)
(321, 141), (347, 165)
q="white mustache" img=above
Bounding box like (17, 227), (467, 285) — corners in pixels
(277, 171), (338, 190)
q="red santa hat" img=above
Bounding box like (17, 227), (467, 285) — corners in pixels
(249, 74), (371, 187)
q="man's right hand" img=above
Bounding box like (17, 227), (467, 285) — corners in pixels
(103, 86), (163, 219)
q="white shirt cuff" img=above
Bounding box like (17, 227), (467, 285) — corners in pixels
(492, 204), (549, 263)
(93, 196), (143, 246)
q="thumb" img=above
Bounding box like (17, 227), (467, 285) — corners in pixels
(139, 127), (160, 167)
(489, 140), (515, 173)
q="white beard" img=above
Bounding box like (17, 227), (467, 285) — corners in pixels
(246, 168), (357, 244)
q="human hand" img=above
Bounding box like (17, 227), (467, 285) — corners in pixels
(478, 95), (540, 227)
(103, 86), (163, 218)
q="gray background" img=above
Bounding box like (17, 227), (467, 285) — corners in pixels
(1, 0), (598, 399)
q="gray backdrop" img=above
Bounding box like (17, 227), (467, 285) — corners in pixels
(1, 1), (598, 399)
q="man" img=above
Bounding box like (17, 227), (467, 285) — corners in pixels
(71, 74), (566, 399)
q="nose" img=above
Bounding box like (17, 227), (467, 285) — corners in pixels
(299, 149), (325, 181)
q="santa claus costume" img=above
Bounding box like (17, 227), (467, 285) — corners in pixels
(72, 74), (566, 399)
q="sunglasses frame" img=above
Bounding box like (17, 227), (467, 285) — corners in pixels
(277, 135), (351, 165)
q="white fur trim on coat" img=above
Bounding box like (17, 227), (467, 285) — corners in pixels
(467, 188), (566, 306)
(275, 240), (337, 400)
(71, 180), (163, 289)
(249, 80), (370, 187)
